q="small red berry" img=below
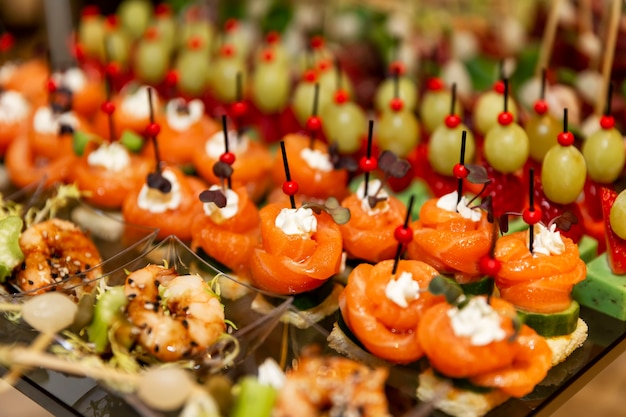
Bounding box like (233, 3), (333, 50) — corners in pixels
(389, 61), (406, 76)
(261, 49), (274, 62)
(46, 79), (57, 93)
(224, 18), (238, 32)
(317, 59), (331, 72)
(282, 180), (299, 196)
(334, 90), (349, 104)
(105, 14), (118, 28)
(453, 163), (468, 179)
(310, 36), (324, 50)
(101, 101), (115, 115)
(600, 115), (615, 130)
(522, 207), (543, 225)
(303, 69), (317, 83)
(266, 31), (280, 44)
(389, 98), (404, 112)
(220, 44), (235, 57)
(427, 77), (443, 91)
(359, 156), (378, 172)
(231, 101), (248, 118)
(0, 33), (14, 52)
(557, 131), (574, 146)
(165, 70), (178, 86)
(81, 5), (100, 17)
(306, 115), (322, 132)
(220, 152), (235, 165)
(73, 42), (85, 61)
(145, 122), (161, 137)
(493, 80), (505, 94)
(144, 27), (159, 40)
(105, 62), (120, 77)
(154, 3), (171, 16)
(394, 225), (413, 244)
(533, 100), (548, 115)
(188, 36), (203, 50)
(479, 255), (502, 276)
(497, 111), (514, 126)
(445, 114), (461, 128)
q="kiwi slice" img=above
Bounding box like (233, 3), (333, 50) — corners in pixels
(517, 301), (580, 337)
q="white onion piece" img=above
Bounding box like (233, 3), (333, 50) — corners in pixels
(581, 114), (602, 138)
(451, 30), (479, 62)
(577, 31), (601, 61)
(441, 59), (472, 98)
(500, 17), (527, 56)
(137, 367), (193, 411)
(518, 77), (541, 110)
(575, 69), (603, 105)
(22, 293), (77, 334)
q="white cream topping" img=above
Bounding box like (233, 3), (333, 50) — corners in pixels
(87, 142), (131, 172)
(0, 62), (17, 84)
(121, 85), (159, 119)
(300, 147), (333, 172)
(532, 223), (565, 257)
(448, 297), (506, 346)
(257, 358), (286, 390)
(166, 98), (205, 131)
(204, 130), (249, 159)
(436, 191), (482, 222)
(0, 90), (29, 124)
(202, 185), (240, 223)
(33, 107), (79, 134)
(356, 178), (390, 215)
(275, 207), (317, 236)
(385, 272), (420, 308)
(52, 67), (87, 92)
(137, 169), (182, 213)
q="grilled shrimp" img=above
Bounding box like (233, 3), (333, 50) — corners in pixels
(273, 356), (391, 417)
(17, 218), (103, 295)
(124, 265), (226, 362)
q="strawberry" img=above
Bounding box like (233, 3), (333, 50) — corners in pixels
(600, 186), (626, 274)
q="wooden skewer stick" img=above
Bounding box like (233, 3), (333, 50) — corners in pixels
(535, 0), (563, 77)
(0, 333), (54, 392)
(594, 0), (622, 116)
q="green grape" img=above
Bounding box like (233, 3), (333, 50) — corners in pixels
(473, 91), (518, 136)
(428, 124), (476, 175)
(208, 57), (246, 103)
(255, 44), (289, 67)
(376, 110), (420, 158)
(419, 90), (463, 134)
(251, 61), (290, 114)
(106, 30), (131, 67)
(317, 70), (355, 101)
(483, 122), (529, 173)
(152, 16), (177, 53)
(321, 101), (367, 154)
(526, 113), (561, 162)
(224, 27), (252, 61)
(78, 16), (105, 60)
(175, 50), (209, 96)
(610, 190), (626, 239)
(177, 20), (214, 55)
(541, 145), (587, 204)
(292, 81), (332, 126)
(582, 127), (626, 183)
(134, 39), (169, 84)
(117, 0), (152, 40)
(374, 77), (418, 113)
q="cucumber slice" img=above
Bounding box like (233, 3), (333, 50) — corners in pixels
(229, 377), (277, 417)
(443, 275), (494, 296)
(87, 285), (128, 352)
(119, 130), (144, 153)
(72, 130), (92, 156)
(0, 216), (24, 283)
(517, 301), (580, 337)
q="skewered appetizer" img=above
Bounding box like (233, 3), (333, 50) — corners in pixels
(0, 89), (31, 156)
(49, 67), (106, 118)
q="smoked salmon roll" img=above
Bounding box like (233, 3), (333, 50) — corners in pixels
(406, 191), (492, 284)
(0, 59), (49, 108)
(51, 67), (106, 118)
(249, 202), (343, 295)
(0, 90), (31, 156)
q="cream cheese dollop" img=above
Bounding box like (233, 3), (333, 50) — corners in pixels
(356, 178), (390, 215)
(137, 169), (181, 213)
(0, 90), (29, 124)
(204, 130), (249, 159)
(87, 142), (131, 172)
(202, 185), (240, 223)
(385, 271), (420, 308)
(257, 358), (286, 390)
(275, 207), (317, 236)
(532, 223), (565, 256)
(300, 147), (333, 172)
(52, 67), (87, 92)
(0, 62), (17, 84)
(436, 191), (482, 222)
(121, 86), (159, 119)
(33, 107), (79, 134)
(448, 296), (506, 346)
(166, 98), (205, 131)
